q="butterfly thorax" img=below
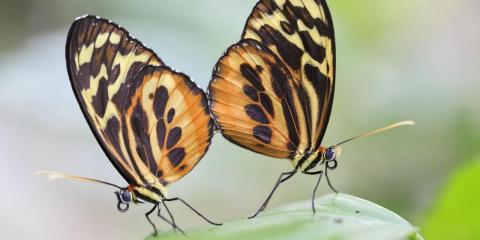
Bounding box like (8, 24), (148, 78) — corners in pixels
(129, 182), (168, 204)
(293, 146), (328, 172)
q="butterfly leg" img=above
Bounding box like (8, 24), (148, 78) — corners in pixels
(304, 170), (324, 214)
(158, 202), (186, 235)
(249, 170), (297, 219)
(325, 160), (339, 193)
(164, 197), (222, 226)
(145, 204), (159, 236)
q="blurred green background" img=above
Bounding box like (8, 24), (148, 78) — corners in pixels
(0, 0), (478, 239)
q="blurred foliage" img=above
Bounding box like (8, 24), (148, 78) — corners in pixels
(422, 155), (480, 240)
(147, 194), (422, 240)
(452, 111), (480, 162)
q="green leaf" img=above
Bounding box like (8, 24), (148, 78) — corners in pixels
(423, 156), (480, 240)
(147, 193), (422, 240)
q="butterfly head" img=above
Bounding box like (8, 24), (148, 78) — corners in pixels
(320, 146), (339, 170)
(324, 147), (336, 161)
(115, 188), (132, 212)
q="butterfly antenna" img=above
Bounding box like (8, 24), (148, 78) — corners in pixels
(333, 120), (415, 148)
(35, 171), (122, 189)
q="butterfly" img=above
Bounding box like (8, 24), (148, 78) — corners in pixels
(37, 15), (221, 235)
(208, 0), (414, 218)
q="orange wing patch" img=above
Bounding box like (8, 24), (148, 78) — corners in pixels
(126, 66), (213, 185)
(209, 39), (309, 159)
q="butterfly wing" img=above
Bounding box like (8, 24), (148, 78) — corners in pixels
(66, 15), (163, 185)
(126, 66), (213, 185)
(67, 16), (212, 187)
(242, 0), (336, 151)
(209, 39), (309, 159)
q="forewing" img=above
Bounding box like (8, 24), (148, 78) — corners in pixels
(66, 15), (163, 185)
(242, 0), (336, 150)
(209, 39), (309, 159)
(124, 66), (213, 185)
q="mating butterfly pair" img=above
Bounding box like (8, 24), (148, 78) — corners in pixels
(39, 0), (413, 235)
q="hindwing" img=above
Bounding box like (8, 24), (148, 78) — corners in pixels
(127, 66), (213, 184)
(209, 39), (309, 159)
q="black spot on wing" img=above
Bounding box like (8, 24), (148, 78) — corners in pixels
(304, 64), (329, 103)
(257, 25), (303, 71)
(243, 85), (259, 102)
(154, 86), (168, 119)
(110, 83), (129, 114)
(253, 125), (273, 144)
(245, 104), (269, 124)
(91, 78), (109, 117)
(166, 127), (182, 150)
(298, 31), (326, 64)
(283, 2), (314, 29)
(103, 117), (121, 155)
(76, 63), (92, 90)
(281, 21), (295, 35)
(240, 64), (265, 91)
(108, 65), (121, 85)
(156, 120), (166, 148)
(125, 61), (147, 87)
(255, 0), (277, 15)
(167, 108), (175, 124)
(168, 148), (186, 167)
(259, 93), (274, 117)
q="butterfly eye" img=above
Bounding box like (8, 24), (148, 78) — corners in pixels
(324, 148), (336, 161)
(121, 190), (132, 203)
(116, 189), (132, 204)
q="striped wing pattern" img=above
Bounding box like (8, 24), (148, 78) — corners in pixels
(209, 0), (335, 166)
(67, 15), (212, 187)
